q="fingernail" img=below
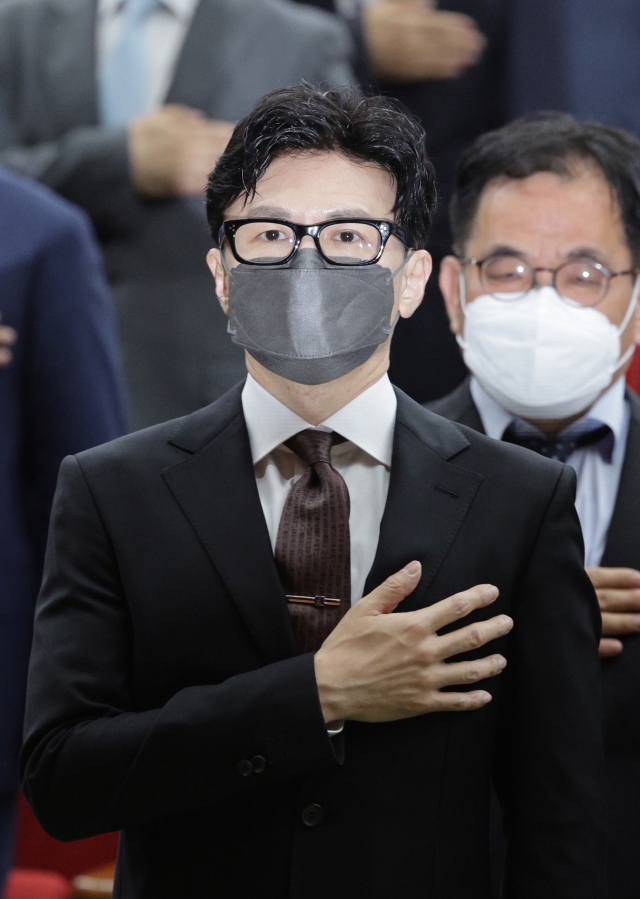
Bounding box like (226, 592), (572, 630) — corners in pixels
(495, 655), (507, 669)
(479, 584), (499, 601)
(403, 561), (420, 577)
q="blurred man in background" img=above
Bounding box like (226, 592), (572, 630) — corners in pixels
(508, 0), (640, 138)
(0, 167), (126, 896)
(296, 0), (508, 402)
(0, 0), (353, 431)
(430, 114), (640, 899)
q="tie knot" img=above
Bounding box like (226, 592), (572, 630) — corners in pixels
(123, 0), (159, 21)
(285, 429), (340, 467)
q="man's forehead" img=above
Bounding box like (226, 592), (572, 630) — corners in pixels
(468, 167), (627, 254)
(224, 150), (397, 220)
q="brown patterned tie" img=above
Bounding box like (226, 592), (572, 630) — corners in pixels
(275, 429), (351, 653)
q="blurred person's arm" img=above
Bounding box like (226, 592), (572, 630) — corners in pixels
(22, 203), (127, 563)
(0, 0), (353, 222)
(0, 98), (232, 220)
(0, 4), (228, 220)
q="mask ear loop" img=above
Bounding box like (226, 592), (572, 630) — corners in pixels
(455, 271), (470, 351)
(612, 273), (640, 371)
(381, 250), (415, 335)
(216, 244), (237, 334)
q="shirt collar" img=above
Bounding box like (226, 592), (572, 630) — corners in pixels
(242, 373), (397, 467)
(98, 0), (197, 20)
(471, 375), (628, 458)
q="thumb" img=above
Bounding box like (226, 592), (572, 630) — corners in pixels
(359, 561), (422, 616)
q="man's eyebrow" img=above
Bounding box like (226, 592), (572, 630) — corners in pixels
(476, 244), (525, 259)
(564, 247), (608, 264)
(230, 205), (383, 221)
(477, 245), (610, 265)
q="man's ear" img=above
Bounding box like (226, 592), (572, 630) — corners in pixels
(439, 256), (463, 334)
(207, 248), (230, 316)
(397, 249), (432, 319)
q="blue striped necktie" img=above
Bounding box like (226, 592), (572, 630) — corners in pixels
(99, 0), (160, 127)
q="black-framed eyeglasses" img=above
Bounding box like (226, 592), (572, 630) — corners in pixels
(460, 253), (636, 307)
(219, 218), (411, 267)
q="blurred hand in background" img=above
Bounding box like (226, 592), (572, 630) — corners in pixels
(363, 0), (486, 83)
(0, 314), (17, 368)
(128, 104), (234, 198)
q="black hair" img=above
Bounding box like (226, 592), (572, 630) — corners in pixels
(206, 83), (436, 250)
(450, 112), (640, 263)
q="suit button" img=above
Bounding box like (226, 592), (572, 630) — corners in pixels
(301, 803), (323, 827)
(252, 755), (267, 774)
(238, 759), (253, 777)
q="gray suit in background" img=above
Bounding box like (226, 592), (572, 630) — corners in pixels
(0, 0), (353, 430)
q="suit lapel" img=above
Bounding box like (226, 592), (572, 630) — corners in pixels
(601, 389), (640, 567)
(43, 0), (99, 130)
(364, 390), (483, 610)
(165, 0), (231, 114)
(162, 385), (298, 664)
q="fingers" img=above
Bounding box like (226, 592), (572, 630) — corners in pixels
(0, 323), (17, 367)
(597, 589), (640, 613)
(601, 611), (640, 637)
(436, 653), (507, 688)
(435, 613), (513, 661)
(431, 689), (493, 712)
(599, 638), (624, 659)
(422, 583), (499, 633)
(587, 566), (640, 590)
(359, 561), (422, 615)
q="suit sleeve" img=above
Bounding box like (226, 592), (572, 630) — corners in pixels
(495, 465), (607, 899)
(20, 455), (339, 840)
(0, 116), (134, 236)
(22, 209), (127, 564)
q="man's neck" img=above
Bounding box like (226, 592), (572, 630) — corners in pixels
(245, 347), (390, 425)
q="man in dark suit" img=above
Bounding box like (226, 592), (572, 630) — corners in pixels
(21, 86), (606, 899)
(0, 167), (126, 894)
(0, 0), (353, 430)
(430, 113), (640, 899)
(296, 0), (508, 403)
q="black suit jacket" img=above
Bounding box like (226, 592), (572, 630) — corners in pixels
(21, 383), (606, 899)
(430, 377), (640, 899)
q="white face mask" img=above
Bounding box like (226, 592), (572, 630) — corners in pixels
(457, 277), (639, 419)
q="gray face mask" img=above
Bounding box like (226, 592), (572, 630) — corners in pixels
(227, 248), (402, 385)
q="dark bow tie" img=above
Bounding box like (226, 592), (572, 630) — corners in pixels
(502, 421), (614, 464)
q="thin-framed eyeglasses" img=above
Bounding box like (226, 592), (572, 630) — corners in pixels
(460, 254), (636, 307)
(219, 218), (411, 267)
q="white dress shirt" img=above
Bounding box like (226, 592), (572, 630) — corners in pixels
(97, 0), (199, 111)
(471, 376), (631, 567)
(242, 373), (397, 603)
